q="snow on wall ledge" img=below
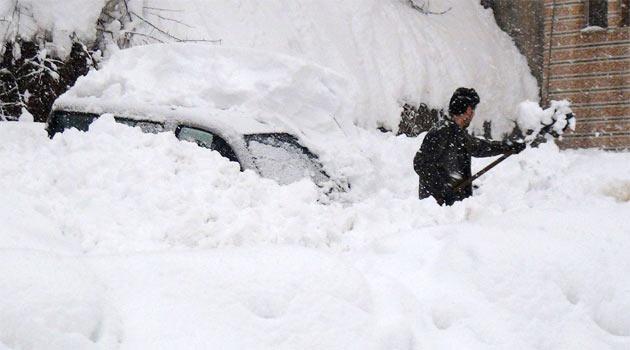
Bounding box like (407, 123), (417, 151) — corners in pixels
(126, 0), (539, 136)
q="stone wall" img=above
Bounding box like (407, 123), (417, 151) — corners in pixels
(483, 0), (546, 98)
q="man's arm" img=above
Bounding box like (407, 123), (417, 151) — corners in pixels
(466, 134), (523, 157)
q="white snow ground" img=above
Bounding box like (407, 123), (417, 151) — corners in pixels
(1, 120), (629, 350)
(1, 0), (629, 348)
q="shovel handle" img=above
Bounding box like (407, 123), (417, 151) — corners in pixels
(453, 151), (514, 192)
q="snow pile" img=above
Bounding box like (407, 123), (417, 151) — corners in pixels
(57, 44), (354, 139)
(5, 0), (538, 135)
(1, 122), (630, 349)
(1, 118), (347, 251)
(0, 0), (106, 59)
(126, 0), (538, 135)
(54, 44), (371, 185)
(515, 100), (576, 142)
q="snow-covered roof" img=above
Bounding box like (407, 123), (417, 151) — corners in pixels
(54, 43), (352, 138)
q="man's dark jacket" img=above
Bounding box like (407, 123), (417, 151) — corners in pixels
(413, 119), (513, 205)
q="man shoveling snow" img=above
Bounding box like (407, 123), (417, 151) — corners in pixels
(413, 88), (575, 206)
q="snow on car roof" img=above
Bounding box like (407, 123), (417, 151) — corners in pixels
(54, 43), (353, 138)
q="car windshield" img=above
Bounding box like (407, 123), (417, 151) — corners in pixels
(244, 133), (330, 186)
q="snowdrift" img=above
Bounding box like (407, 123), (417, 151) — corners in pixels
(1, 122), (629, 349)
(2, 0), (627, 348)
(56, 44), (354, 130)
(54, 43), (366, 184)
(4, 0), (539, 136)
(123, 0), (539, 135)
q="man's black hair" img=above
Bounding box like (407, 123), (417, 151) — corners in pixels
(448, 87), (480, 116)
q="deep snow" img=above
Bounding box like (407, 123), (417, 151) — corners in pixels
(123, 0), (539, 135)
(51, 43), (572, 187)
(1, 121), (629, 349)
(2, 0), (538, 137)
(1, 0), (628, 349)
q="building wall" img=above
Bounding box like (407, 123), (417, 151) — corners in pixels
(543, 0), (630, 150)
(483, 0), (546, 96)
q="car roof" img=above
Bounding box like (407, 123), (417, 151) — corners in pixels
(53, 101), (286, 137)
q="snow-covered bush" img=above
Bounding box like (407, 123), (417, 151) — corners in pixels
(0, 0), (107, 121)
(0, 0), (197, 122)
(0, 40), (95, 122)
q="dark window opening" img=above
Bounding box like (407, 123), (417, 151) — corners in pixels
(116, 118), (164, 133)
(586, 0), (608, 28)
(47, 110), (100, 137)
(47, 110), (165, 137)
(621, 0), (629, 27)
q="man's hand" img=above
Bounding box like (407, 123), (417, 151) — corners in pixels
(509, 142), (526, 154)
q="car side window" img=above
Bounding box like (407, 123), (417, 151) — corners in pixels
(176, 126), (239, 164)
(177, 126), (214, 148)
(136, 121), (164, 134)
(116, 118), (137, 127)
(115, 118), (164, 134)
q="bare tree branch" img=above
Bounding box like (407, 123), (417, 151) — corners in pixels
(124, 31), (166, 44)
(122, 0), (133, 21)
(146, 11), (193, 29)
(130, 11), (183, 41)
(130, 11), (221, 44)
(20, 61), (59, 81)
(408, 0), (451, 15)
(177, 38), (222, 44)
(143, 6), (183, 13)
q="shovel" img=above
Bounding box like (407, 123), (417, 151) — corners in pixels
(452, 112), (575, 192)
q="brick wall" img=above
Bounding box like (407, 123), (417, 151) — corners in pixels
(543, 0), (630, 150)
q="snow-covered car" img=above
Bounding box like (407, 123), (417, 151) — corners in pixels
(47, 109), (340, 189)
(47, 43), (353, 191)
